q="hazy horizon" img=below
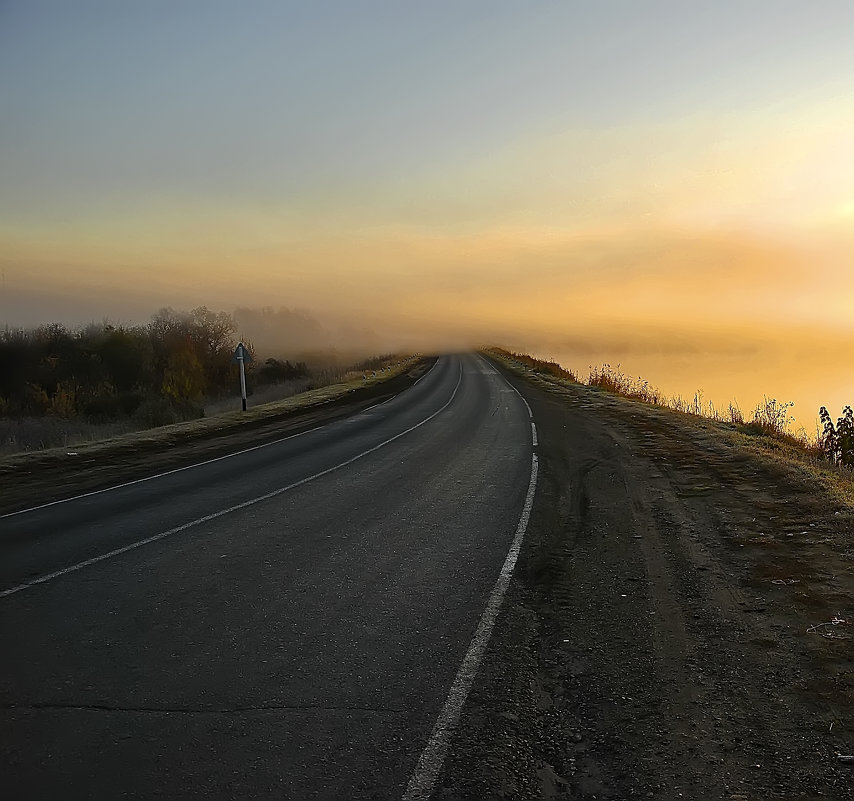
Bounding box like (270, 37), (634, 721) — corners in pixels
(2, 2), (852, 426)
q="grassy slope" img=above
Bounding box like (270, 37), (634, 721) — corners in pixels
(488, 348), (854, 510)
(0, 356), (425, 513)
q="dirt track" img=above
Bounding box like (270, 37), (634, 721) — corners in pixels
(438, 365), (854, 799)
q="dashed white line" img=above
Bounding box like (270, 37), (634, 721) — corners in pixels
(0, 364), (462, 600)
(402, 452), (539, 801)
(521, 395), (534, 418)
(403, 354), (539, 800)
(477, 354), (534, 420)
(511, 383), (534, 419)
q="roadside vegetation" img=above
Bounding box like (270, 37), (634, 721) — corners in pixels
(491, 347), (854, 501)
(0, 307), (402, 456)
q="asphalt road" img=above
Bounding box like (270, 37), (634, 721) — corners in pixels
(0, 353), (535, 799)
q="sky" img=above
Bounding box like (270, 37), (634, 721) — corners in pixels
(1, 1), (853, 423)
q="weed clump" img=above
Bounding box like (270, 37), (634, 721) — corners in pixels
(742, 397), (796, 438)
(587, 364), (664, 405)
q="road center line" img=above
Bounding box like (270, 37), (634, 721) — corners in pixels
(2, 359), (441, 520)
(0, 364), (462, 600)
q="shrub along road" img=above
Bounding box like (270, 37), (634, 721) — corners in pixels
(437, 358), (854, 799)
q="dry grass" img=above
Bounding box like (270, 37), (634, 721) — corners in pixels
(0, 417), (138, 457)
(204, 377), (314, 417)
(501, 350), (580, 383)
(586, 362), (803, 439)
(496, 349), (805, 439)
(489, 348), (854, 510)
(0, 355), (418, 462)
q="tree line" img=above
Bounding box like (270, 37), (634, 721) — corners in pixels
(0, 307), (308, 426)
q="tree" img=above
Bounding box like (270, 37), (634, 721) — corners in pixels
(190, 306), (236, 393)
(819, 405), (854, 467)
(161, 342), (206, 409)
(98, 328), (148, 392)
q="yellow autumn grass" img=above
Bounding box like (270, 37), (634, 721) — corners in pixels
(0, 356), (420, 471)
(488, 348), (854, 509)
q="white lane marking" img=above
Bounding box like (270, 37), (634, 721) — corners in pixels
(3, 359), (441, 520)
(507, 381), (533, 420)
(2, 426), (325, 520)
(531, 422), (538, 447)
(476, 354), (533, 419)
(0, 364), (463, 600)
(402, 453), (539, 801)
(413, 361), (436, 387)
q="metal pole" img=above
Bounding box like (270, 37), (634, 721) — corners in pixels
(239, 357), (247, 411)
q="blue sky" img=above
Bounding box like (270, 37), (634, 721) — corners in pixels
(4, 1), (853, 223)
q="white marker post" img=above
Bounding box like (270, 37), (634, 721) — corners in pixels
(232, 342), (252, 411)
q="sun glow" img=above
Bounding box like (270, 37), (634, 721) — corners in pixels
(1, 2), (853, 427)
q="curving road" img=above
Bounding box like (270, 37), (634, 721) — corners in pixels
(0, 353), (536, 799)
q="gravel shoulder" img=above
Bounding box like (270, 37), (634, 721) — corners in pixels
(437, 359), (854, 800)
(0, 357), (435, 515)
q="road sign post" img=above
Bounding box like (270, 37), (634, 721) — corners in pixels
(232, 342), (252, 411)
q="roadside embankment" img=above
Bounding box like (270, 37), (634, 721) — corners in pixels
(493, 348), (854, 508)
(0, 356), (433, 515)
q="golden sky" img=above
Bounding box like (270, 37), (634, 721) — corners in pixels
(1, 2), (852, 421)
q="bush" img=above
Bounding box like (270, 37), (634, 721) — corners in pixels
(257, 358), (309, 384)
(83, 394), (124, 422)
(118, 391), (145, 416)
(133, 398), (180, 428)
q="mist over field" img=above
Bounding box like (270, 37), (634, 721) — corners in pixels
(3, 224), (851, 428)
(1, 2), (852, 427)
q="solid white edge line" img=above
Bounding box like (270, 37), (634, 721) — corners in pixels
(2, 359), (442, 520)
(413, 363), (433, 387)
(402, 453), (539, 801)
(506, 371), (534, 419)
(401, 353), (539, 799)
(0, 363), (463, 600)
(476, 353), (534, 420)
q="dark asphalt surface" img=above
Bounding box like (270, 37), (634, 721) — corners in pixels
(0, 353), (534, 799)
